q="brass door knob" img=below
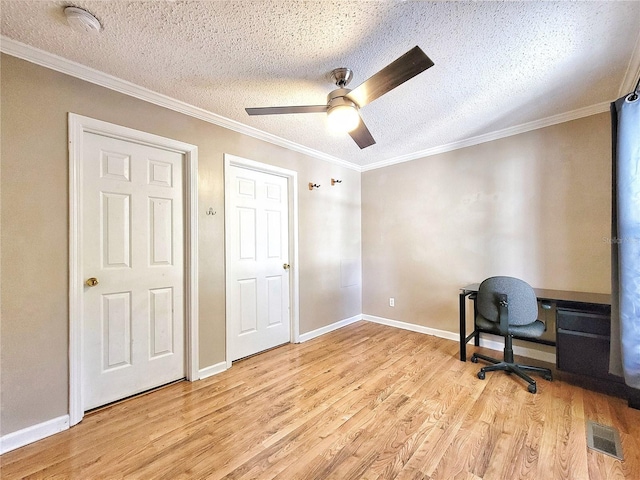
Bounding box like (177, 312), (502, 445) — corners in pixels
(283, 264), (290, 270)
(85, 277), (99, 287)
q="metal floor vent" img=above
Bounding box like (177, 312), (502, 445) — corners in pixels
(586, 420), (624, 460)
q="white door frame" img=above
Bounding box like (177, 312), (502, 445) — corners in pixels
(224, 154), (300, 368)
(68, 113), (199, 426)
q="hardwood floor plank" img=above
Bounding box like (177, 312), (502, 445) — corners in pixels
(2, 321), (639, 480)
(391, 384), (482, 478)
(194, 342), (422, 478)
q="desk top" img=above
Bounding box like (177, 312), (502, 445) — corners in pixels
(460, 283), (611, 306)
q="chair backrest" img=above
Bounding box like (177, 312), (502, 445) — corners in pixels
(477, 276), (538, 326)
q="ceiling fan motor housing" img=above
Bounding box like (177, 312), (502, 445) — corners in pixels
(327, 88), (357, 110)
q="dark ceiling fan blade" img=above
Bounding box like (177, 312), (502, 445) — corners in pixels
(349, 116), (376, 149)
(245, 105), (328, 115)
(347, 46), (434, 108)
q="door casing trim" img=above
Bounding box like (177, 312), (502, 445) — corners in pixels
(68, 113), (199, 426)
(223, 154), (300, 368)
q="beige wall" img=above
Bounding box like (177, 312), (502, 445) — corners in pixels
(1, 52), (613, 439)
(362, 113), (612, 332)
(0, 54), (362, 435)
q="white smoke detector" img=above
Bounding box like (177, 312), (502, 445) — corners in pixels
(64, 6), (101, 33)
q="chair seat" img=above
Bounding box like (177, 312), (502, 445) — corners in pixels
(475, 314), (546, 338)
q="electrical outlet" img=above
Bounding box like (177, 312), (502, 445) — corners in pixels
(389, 297), (395, 307)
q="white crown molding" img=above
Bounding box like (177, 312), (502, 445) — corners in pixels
(361, 101), (611, 172)
(619, 28), (640, 97)
(1, 36), (618, 174)
(0, 36), (360, 172)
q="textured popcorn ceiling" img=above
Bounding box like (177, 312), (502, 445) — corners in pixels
(1, 1), (639, 167)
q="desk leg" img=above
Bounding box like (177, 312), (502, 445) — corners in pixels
(459, 292), (467, 361)
(473, 297), (480, 346)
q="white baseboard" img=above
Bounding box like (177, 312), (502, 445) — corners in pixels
(362, 314), (556, 364)
(1, 415), (69, 454)
(198, 361), (228, 380)
(0, 315), (554, 455)
(362, 314), (460, 341)
(298, 314), (363, 343)
(477, 333), (556, 364)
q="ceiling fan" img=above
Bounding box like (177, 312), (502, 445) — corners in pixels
(245, 46), (434, 149)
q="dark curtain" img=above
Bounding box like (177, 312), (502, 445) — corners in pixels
(610, 85), (640, 389)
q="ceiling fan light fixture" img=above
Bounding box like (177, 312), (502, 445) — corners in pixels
(327, 103), (360, 133)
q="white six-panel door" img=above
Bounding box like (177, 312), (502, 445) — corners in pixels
(82, 132), (185, 410)
(227, 166), (291, 361)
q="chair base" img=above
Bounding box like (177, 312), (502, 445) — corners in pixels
(471, 352), (552, 394)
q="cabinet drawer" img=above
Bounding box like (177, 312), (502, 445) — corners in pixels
(557, 330), (610, 379)
(556, 308), (610, 336)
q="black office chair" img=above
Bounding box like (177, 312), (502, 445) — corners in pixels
(471, 276), (553, 394)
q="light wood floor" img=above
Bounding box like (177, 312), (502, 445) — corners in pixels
(2, 321), (639, 479)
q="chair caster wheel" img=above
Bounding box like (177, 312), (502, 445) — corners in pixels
(544, 374), (552, 382)
(528, 384), (537, 394)
(477, 371), (485, 380)
(471, 356), (478, 363)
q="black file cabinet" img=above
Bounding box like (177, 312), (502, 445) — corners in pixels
(556, 302), (617, 381)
